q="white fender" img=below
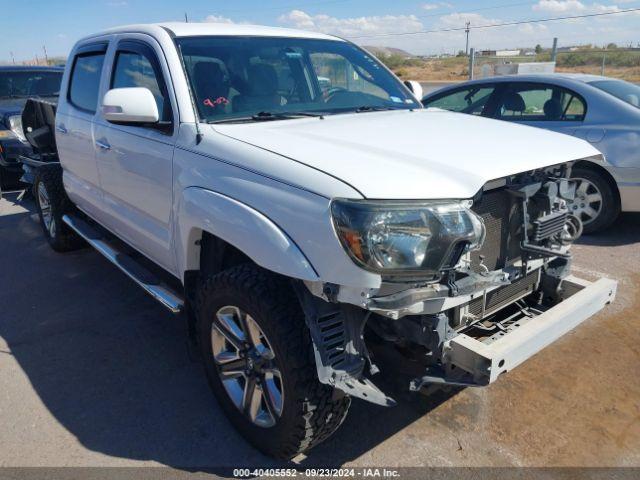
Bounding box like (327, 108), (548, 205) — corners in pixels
(175, 187), (319, 282)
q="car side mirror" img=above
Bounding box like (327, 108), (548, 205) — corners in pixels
(403, 80), (424, 103)
(102, 87), (159, 124)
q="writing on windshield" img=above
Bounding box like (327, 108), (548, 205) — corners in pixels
(177, 36), (416, 122)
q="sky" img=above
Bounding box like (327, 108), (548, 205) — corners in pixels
(2, 0), (640, 62)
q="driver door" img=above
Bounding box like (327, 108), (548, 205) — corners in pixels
(93, 35), (179, 273)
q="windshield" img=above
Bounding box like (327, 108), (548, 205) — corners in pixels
(589, 79), (640, 109)
(176, 36), (417, 123)
(0, 70), (63, 98)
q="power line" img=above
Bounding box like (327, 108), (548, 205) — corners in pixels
(348, 7), (640, 39)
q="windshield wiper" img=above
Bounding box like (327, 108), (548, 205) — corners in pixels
(354, 105), (400, 113)
(208, 110), (325, 124)
(252, 111), (325, 120)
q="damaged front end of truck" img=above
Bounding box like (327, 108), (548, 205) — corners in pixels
(297, 161), (617, 406)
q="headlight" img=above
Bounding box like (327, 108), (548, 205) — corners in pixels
(331, 199), (485, 278)
(8, 115), (27, 143)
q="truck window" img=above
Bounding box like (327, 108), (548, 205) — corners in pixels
(111, 47), (171, 122)
(309, 52), (388, 100)
(176, 36), (416, 122)
(69, 52), (105, 113)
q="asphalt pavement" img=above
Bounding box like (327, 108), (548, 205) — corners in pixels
(0, 191), (638, 471)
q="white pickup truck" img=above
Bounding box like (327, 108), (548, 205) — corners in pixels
(25, 22), (616, 459)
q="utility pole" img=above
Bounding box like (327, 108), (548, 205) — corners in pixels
(465, 21), (471, 56)
(35, 53), (40, 66)
(469, 47), (475, 80)
(43, 45), (49, 65)
(10, 51), (15, 65)
(601, 52), (606, 75)
(551, 37), (558, 63)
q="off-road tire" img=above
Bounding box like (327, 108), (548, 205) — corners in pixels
(34, 165), (84, 252)
(196, 264), (351, 459)
(572, 167), (620, 234)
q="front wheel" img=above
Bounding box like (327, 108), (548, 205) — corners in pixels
(196, 264), (350, 459)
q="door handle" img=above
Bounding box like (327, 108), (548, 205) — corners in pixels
(95, 140), (111, 150)
(56, 125), (68, 134)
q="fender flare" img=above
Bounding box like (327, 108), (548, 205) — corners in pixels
(175, 187), (319, 282)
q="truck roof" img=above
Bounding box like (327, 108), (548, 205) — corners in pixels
(82, 22), (342, 43)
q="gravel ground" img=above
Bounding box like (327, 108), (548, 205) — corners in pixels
(0, 190), (638, 472)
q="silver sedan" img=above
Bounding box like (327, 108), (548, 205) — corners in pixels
(422, 73), (640, 233)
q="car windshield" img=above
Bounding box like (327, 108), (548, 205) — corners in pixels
(0, 70), (63, 98)
(589, 79), (640, 109)
(176, 36), (417, 123)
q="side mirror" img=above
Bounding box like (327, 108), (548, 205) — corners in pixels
(102, 87), (159, 124)
(403, 80), (424, 103)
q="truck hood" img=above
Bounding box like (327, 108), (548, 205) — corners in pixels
(0, 98), (28, 127)
(0, 96), (57, 128)
(213, 109), (600, 199)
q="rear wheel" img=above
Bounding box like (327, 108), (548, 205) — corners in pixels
(34, 165), (84, 252)
(569, 167), (619, 234)
(196, 264), (350, 459)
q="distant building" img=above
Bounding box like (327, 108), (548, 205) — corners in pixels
(496, 49), (521, 57)
(557, 46), (582, 52)
(478, 49), (522, 57)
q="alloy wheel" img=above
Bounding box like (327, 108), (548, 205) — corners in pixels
(211, 306), (284, 428)
(567, 177), (603, 226)
(37, 182), (56, 237)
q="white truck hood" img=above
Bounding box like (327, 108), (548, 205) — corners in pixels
(213, 109), (600, 199)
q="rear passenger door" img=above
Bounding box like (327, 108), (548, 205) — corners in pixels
(492, 82), (587, 136)
(93, 36), (178, 272)
(55, 42), (108, 219)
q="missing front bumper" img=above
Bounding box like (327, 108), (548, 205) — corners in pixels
(441, 275), (616, 385)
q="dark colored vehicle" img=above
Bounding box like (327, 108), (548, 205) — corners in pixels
(0, 66), (63, 187)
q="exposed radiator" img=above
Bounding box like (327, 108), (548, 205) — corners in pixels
(467, 270), (540, 318)
(470, 189), (523, 273)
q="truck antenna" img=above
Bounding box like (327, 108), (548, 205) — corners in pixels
(177, 43), (204, 144)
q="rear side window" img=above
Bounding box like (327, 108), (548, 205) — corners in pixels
(69, 52), (105, 113)
(590, 79), (640, 109)
(496, 84), (586, 121)
(423, 86), (496, 115)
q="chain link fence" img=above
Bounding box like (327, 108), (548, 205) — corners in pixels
(470, 49), (640, 81)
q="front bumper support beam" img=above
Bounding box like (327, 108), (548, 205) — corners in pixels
(445, 276), (616, 384)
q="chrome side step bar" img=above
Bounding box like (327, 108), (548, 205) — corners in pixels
(62, 214), (184, 313)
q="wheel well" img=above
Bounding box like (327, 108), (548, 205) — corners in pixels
(199, 230), (254, 276)
(573, 160), (620, 208)
(183, 231), (256, 344)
